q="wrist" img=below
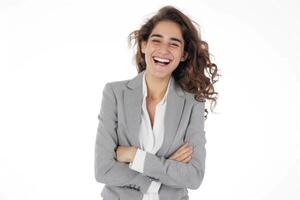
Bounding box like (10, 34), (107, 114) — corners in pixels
(130, 146), (138, 163)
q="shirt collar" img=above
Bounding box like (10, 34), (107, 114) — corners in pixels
(142, 71), (172, 105)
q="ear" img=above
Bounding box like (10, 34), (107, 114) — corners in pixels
(141, 41), (146, 54)
(181, 52), (188, 62)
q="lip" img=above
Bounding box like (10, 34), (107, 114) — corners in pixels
(152, 56), (172, 67)
(152, 56), (173, 62)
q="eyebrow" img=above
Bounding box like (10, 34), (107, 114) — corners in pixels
(150, 34), (183, 44)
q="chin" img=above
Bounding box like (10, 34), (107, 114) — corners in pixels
(148, 67), (172, 79)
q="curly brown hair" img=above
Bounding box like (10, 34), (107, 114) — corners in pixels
(128, 5), (220, 119)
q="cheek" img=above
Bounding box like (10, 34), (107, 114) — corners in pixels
(144, 52), (154, 65)
(173, 51), (183, 61)
(144, 47), (154, 58)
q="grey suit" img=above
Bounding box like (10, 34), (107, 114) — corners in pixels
(94, 70), (206, 200)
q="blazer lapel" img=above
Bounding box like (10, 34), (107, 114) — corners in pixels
(124, 71), (144, 148)
(157, 75), (185, 157)
(124, 70), (185, 156)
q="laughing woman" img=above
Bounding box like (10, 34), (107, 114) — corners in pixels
(94, 5), (220, 200)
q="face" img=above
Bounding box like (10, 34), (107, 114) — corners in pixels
(141, 20), (188, 80)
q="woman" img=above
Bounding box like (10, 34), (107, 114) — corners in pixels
(94, 5), (219, 200)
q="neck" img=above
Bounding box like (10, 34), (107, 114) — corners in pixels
(145, 70), (171, 101)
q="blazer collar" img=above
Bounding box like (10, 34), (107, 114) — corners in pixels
(124, 70), (185, 157)
(127, 70), (184, 96)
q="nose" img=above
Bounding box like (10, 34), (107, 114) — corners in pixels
(157, 42), (170, 54)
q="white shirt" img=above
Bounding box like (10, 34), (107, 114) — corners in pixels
(129, 71), (171, 200)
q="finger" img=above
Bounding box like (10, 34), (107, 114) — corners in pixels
(181, 155), (192, 163)
(171, 145), (193, 160)
(177, 148), (193, 161)
(170, 148), (192, 161)
(178, 142), (189, 151)
(173, 143), (189, 154)
(176, 154), (191, 163)
(169, 143), (192, 159)
(181, 156), (191, 163)
(173, 142), (189, 151)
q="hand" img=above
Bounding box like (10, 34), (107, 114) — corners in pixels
(168, 143), (193, 163)
(116, 146), (137, 163)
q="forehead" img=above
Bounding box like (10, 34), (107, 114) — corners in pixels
(150, 20), (183, 40)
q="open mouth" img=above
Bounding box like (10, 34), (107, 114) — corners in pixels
(152, 56), (172, 66)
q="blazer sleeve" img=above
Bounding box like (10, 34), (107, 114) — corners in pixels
(94, 82), (152, 194)
(134, 101), (207, 190)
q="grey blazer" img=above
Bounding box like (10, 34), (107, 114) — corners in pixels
(94, 70), (206, 200)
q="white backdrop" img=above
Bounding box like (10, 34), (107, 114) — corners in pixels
(0, 0), (299, 200)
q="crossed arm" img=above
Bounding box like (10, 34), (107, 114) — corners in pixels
(94, 83), (206, 193)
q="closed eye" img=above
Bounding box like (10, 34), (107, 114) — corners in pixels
(171, 43), (179, 47)
(152, 39), (160, 43)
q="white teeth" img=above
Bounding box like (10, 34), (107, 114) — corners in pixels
(153, 56), (171, 63)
